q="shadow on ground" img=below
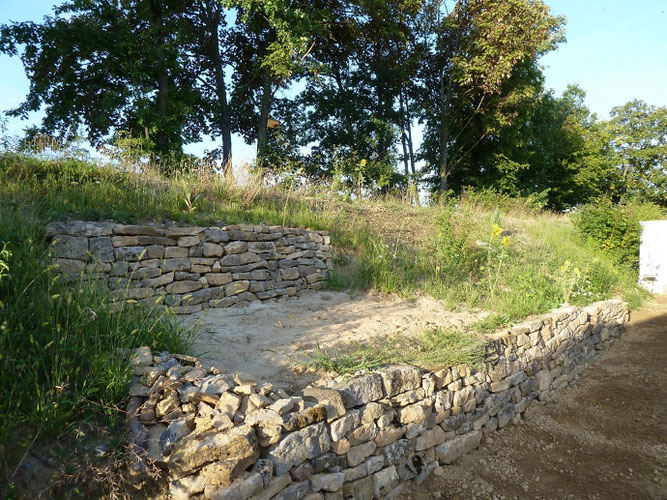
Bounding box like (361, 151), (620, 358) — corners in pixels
(401, 295), (667, 500)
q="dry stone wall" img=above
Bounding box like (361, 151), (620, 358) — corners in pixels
(45, 221), (333, 313)
(125, 300), (629, 499)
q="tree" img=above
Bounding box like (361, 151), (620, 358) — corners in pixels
(226, 0), (329, 165)
(420, 0), (564, 193)
(0, 0), (205, 167)
(605, 100), (667, 205)
(180, 0), (234, 171)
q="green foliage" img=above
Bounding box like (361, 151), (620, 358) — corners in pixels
(304, 328), (487, 374)
(606, 100), (667, 205)
(573, 197), (665, 268)
(331, 189), (649, 328)
(0, 200), (189, 450)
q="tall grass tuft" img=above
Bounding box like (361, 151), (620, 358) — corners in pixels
(0, 200), (189, 463)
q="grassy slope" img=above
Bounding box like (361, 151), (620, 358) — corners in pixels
(0, 153), (651, 464)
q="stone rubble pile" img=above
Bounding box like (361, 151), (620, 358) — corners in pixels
(45, 221), (333, 313)
(126, 300), (629, 499)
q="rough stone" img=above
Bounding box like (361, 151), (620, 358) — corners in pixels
(168, 425), (259, 480)
(310, 472), (345, 492)
(346, 441), (376, 467)
(342, 476), (373, 500)
(435, 430), (482, 464)
(302, 387), (346, 421)
(204, 472), (263, 499)
(380, 365), (422, 397)
(373, 466), (399, 498)
(51, 235), (88, 260)
(266, 422), (331, 476)
(334, 374), (384, 409)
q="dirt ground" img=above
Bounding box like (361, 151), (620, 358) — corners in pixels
(401, 295), (667, 500)
(181, 291), (487, 390)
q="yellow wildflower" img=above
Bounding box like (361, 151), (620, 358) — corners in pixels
(491, 224), (502, 237)
(503, 236), (510, 247)
(574, 267), (581, 277)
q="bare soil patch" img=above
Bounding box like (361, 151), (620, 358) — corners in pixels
(181, 291), (487, 390)
(401, 295), (667, 500)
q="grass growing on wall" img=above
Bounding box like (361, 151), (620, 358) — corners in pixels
(304, 328), (488, 375)
(0, 153), (333, 230)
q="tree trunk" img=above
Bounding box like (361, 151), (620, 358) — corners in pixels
(438, 65), (452, 194)
(256, 72), (273, 166)
(407, 113), (416, 175)
(205, 3), (232, 173)
(399, 91), (409, 176)
(333, 66), (353, 141)
(150, 0), (169, 157)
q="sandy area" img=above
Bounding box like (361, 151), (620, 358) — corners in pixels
(179, 291), (487, 390)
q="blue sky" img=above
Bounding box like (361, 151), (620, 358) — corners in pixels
(1, 0), (666, 163)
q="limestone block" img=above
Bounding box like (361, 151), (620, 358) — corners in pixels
(342, 476), (373, 500)
(415, 425), (447, 451)
(115, 224), (163, 236)
(310, 472), (345, 493)
(162, 258), (191, 272)
(302, 387), (346, 422)
(378, 365), (422, 398)
(203, 472), (263, 499)
(51, 235), (88, 260)
(89, 237), (114, 262)
(248, 474), (292, 500)
(206, 273), (232, 286)
(166, 246), (189, 258)
(347, 422), (378, 447)
(334, 374), (384, 409)
(346, 440), (376, 467)
(265, 422), (331, 476)
(374, 425), (405, 447)
(166, 280), (202, 294)
(178, 235), (201, 247)
(372, 466), (399, 498)
(167, 424), (259, 480)
(329, 410), (361, 441)
(496, 402), (515, 428)
(46, 221), (113, 238)
(54, 258), (85, 273)
(435, 429), (482, 464)
(203, 242), (224, 257)
(204, 228), (230, 243)
(165, 227), (204, 238)
(225, 280), (250, 296)
(225, 241), (248, 255)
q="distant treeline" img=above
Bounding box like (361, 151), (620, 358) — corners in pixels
(1, 0), (665, 208)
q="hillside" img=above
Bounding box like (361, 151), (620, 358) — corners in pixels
(0, 152), (653, 496)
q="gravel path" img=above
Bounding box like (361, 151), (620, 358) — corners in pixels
(401, 295), (667, 500)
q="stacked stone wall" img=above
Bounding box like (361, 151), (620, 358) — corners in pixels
(126, 300), (629, 499)
(45, 221), (333, 314)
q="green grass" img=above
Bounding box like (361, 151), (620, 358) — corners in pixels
(327, 191), (651, 325)
(0, 149), (654, 478)
(304, 328), (487, 375)
(0, 152), (332, 229)
(0, 198), (190, 475)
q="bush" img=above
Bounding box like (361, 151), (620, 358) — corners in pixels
(572, 197), (664, 268)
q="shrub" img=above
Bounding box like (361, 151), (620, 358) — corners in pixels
(572, 197), (664, 268)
